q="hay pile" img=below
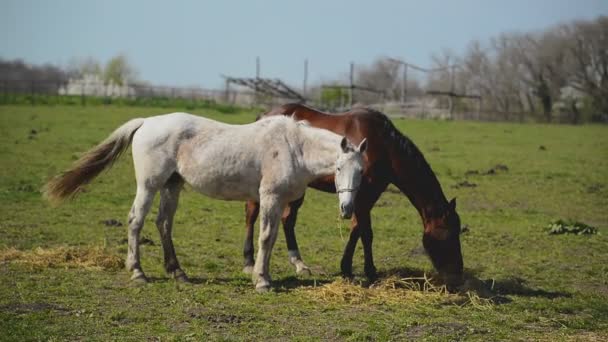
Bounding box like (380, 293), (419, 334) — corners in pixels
(0, 246), (124, 271)
(298, 274), (494, 309)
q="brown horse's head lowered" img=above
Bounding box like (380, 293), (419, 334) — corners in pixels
(422, 198), (463, 288)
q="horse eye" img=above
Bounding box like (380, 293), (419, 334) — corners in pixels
(337, 167), (341, 172)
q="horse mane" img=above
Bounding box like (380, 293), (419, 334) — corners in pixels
(363, 109), (444, 204)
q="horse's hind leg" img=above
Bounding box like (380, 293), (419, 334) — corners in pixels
(126, 185), (156, 282)
(253, 194), (282, 292)
(282, 195), (311, 276)
(155, 173), (188, 282)
(242, 200), (259, 274)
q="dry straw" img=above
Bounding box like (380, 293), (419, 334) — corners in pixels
(298, 273), (495, 309)
(0, 246), (124, 271)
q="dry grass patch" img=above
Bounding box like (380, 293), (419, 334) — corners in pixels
(298, 274), (495, 309)
(0, 246), (124, 271)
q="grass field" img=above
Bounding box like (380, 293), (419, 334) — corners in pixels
(0, 104), (607, 341)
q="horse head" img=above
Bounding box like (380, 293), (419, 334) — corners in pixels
(422, 198), (464, 290)
(335, 137), (367, 219)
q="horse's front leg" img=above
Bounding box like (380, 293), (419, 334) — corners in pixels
(340, 184), (384, 280)
(242, 200), (259, 274)
(252, 194), (282, 292)
(356, 211), (377, 280)
(282, 195), (311, 276)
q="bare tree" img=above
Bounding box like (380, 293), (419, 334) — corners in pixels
(66, 57), (103, 78)
(355, 58), (400, 102)
(564, 16), (608, 118)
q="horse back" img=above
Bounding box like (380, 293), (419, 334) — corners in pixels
(263, 104), (391, 168)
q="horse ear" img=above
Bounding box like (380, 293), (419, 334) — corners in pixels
(448, 198), (457, 212)
(357, 138), (368, 153)
(340, 136), (349, 153)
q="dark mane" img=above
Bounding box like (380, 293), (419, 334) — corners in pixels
(366, 110), (446, 207)
(365, 109), (433, 172)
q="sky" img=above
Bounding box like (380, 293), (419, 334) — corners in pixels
(1, 0), (607, 89)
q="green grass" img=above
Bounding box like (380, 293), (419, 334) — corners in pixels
(0, 104), (607, 341)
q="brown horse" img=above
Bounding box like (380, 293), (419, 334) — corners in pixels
(243, 103), (464, 288)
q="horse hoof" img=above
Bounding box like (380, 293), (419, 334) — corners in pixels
(242, 265), (254, 274)
(255, 283), (272, 293)
(341, 272), (354, 280)
(296, 265), (312, 276)
(130, 273), (149, 285)
(253, 274), (272, 292)
(174, 270), (190, 283)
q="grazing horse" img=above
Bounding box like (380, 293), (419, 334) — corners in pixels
(243, 104), (464, 288)
(44, 113), (367, 292)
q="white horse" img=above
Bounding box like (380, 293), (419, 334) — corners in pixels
(45, 113), (367, 292)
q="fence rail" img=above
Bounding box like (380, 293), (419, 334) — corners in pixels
(1, 79), (566, 123)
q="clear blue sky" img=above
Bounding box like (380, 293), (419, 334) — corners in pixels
(2, 0), (607, 89)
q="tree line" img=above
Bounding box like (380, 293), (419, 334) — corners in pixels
(0, 54), (138, 86)
(354, 16), (607, 123)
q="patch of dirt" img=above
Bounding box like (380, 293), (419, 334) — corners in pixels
(101, 219), (123, 227)
(186, 308), (249, 328)
(452, 180), (477, 189)
(28, 129), (37, 140)
(0, 302), (69, 315)
(464, 164), (509, 177)
(586, 183), (604, 194)
(539, 145), (547, 151)
(405, 322), (469, 340)
(484, 164), (509, 175)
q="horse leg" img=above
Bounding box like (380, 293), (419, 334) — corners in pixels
(126, 185), (156, 283)
(282, 196), (310, 276)
(340, 225), (360, 279)
(357, 211), (377, 280)
(340, 185), (385, 280)
(242, 200), (259, 274)
(252, 194), (282, 292)
(155, 174), (188, 282)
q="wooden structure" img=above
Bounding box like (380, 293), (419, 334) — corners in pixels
(223, 75), (306, 103)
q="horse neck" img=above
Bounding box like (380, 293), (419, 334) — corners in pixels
(389, 137), (448, 221)
(298, 126), (340, 179)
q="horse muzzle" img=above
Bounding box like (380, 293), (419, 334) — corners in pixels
(340, 202), (354, 219)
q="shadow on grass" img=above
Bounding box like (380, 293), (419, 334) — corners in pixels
(375, 267), (571, 304)
(136, 268), (570, 302)
(273, 276), (333, 292)
(489, 276), (571, 299)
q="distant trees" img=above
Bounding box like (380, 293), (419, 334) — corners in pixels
(348, 16), (607, 122)
(68, 54), (138, 85)
(0, 58), (68, 83)
(2, 54), (139, 87)
(444, 16), (607, 122)
(564, 17), (608, 121)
